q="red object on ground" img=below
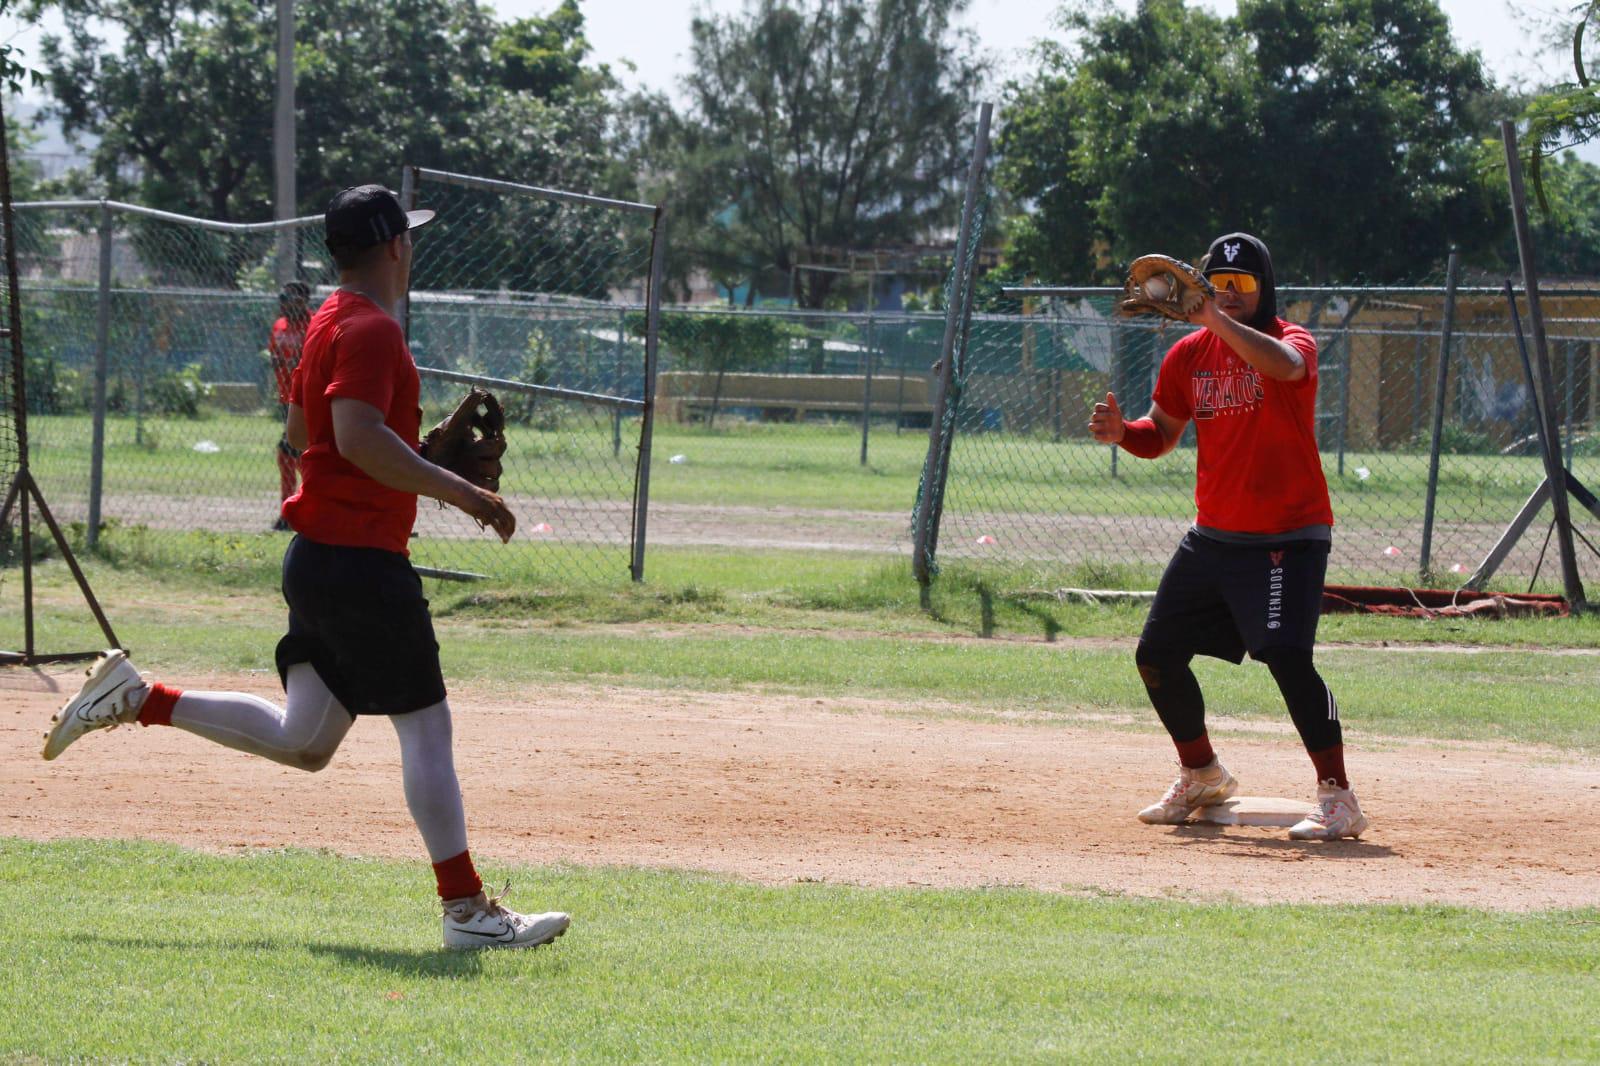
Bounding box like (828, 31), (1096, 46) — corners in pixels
(1321, 584), (1568, 618)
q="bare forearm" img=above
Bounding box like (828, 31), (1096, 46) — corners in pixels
(1205, 314), (1305, 381)
(285, 404), (308, 452)
(340, 424), (473, 506)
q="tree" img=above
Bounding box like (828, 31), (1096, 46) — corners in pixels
(999, 0), (1257, 283)
(1488, 151), (1600, 276)
(1520, 2), (1600, 211)
(664, 0), (987, 311)
(1000, 0), (1504, 283)
(1240, 0), (1500, 281)
(28, 0), (630, 232)
(647, 310), (801, 427)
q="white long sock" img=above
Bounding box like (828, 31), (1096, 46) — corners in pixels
(168, 662), (353, 771)
(389, 700), (469, 863)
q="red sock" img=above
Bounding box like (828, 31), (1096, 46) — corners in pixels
(1174, 733), (1216, 770)
(136, 683), (182, 727)
(433, 850), (483, 901)
(1309, 745), (1348, 789)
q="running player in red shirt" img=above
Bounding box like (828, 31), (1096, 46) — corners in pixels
(1089, 232), (1368, 840)
(268, 280), (310, 531)
(43, 186), (572, 948)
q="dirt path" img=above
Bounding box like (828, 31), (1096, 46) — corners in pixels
(4, 667), (1597, 910)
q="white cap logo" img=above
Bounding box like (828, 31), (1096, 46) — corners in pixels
(1223, 241), (1241, 263)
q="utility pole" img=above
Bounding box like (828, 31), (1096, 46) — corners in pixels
(274, 0), (296, 283)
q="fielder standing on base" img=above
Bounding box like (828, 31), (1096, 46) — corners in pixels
(42, 184), (572, 949)
(1090, 231), (1368, 840)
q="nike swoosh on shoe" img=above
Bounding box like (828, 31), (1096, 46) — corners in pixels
(453, 923), (516, 941)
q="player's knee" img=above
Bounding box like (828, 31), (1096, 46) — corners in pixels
(1135, 639), (1188, 690)
(290, 740), (338, 773)
(1257, 645), (1314, 676)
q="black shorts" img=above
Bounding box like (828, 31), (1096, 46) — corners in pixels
(1141, 529), (1329, 663)
(274, 535), (446, 716)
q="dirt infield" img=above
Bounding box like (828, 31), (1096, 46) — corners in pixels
(4, 667), (1598, 910)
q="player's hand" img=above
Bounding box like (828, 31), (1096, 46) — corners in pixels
(1189, 297), (1226, 328)
(456, 484), (516, 543)
(1089, 392), (1125, 444)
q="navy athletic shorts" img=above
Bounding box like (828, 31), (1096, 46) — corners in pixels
(274, 535), (447, 716)
(1140, 529), (1330, 663)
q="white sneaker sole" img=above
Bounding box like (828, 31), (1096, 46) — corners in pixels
(444, 913), (571, 951)
(1137, 776), (1239, 825)
(42, 650), (135, 761)
(1289, 814), (1370, 841)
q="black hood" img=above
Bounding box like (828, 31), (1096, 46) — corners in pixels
(1203, 232), (1277, 331)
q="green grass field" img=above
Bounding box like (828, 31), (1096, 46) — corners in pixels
(2, 840), (1595, 1063)
(5, 542), (1600, 1061)
(25, 408), (1572, 518)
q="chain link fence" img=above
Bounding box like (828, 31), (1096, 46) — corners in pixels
(9, 201), (336, 550)
(929, 283), (1600, 593)
(2, 175), (664, 586)
(403, 167), (663, 582)
(5, 187), (1597, 596)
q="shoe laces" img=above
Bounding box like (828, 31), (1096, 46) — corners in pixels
(446, 880), (517, 923)
(1308, 795), (1349, 829)
(1159, 773), (1192, 806)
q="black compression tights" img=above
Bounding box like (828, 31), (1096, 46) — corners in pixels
(1134, 640), (1207, 743)
(1135, 641), (1342, 753)
(1257, 646), (1343, 753)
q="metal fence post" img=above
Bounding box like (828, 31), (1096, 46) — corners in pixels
(613, 305), (625, 458)
(399, 165), (416, 342)
(86, 200), (113, 547)
(1419, 250), (1460, 579)
(1335, 327), (1351, 476)
(860, 296), (875, 466)
(1502, 120), (1585, 608)
(630, 206), (666, 582)
(912, 102), (991, 584)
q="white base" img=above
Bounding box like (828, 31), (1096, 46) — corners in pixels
(1192, 796), (1309, 827)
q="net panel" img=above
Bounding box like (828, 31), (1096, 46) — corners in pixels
(407, 171), (659, 583)
(933, 284), (1600, 593)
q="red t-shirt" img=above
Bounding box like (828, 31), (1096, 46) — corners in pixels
(283, 291), (422, 554)
(268, 316), (306, 405)
(1150, 319), (1333, 534)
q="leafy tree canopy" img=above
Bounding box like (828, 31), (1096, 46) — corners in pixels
(1000, 0), (1505, 284)
(28, 0), (630, 221)
(660, 0), (987, 309)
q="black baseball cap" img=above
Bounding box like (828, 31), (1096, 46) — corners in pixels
(1202, 234), (1265, 277)
(324, 184), (435, 252)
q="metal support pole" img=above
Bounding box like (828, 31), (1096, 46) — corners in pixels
(1336, 326), (1352, 475)
(1419, 250), (1460, 578)
(1503, 120), (1585, 609)
(631, 206), (666, 582)
(273, 0), (296, 284)
(399, 165), (416, 342)
(87, 201), (113, 549)
(860, 273), (875, 466)
(912, 103), (991, 584)
(613, 306), (625, 458)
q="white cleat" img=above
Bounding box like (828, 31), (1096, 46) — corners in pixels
(41, 650), (145, 761)
(442, 883), (570, 951)
(1289, 780), (1369, 840)
(1138, 759), (1239, 824)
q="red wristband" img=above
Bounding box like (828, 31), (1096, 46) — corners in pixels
(1118, 418), (1165, 459)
